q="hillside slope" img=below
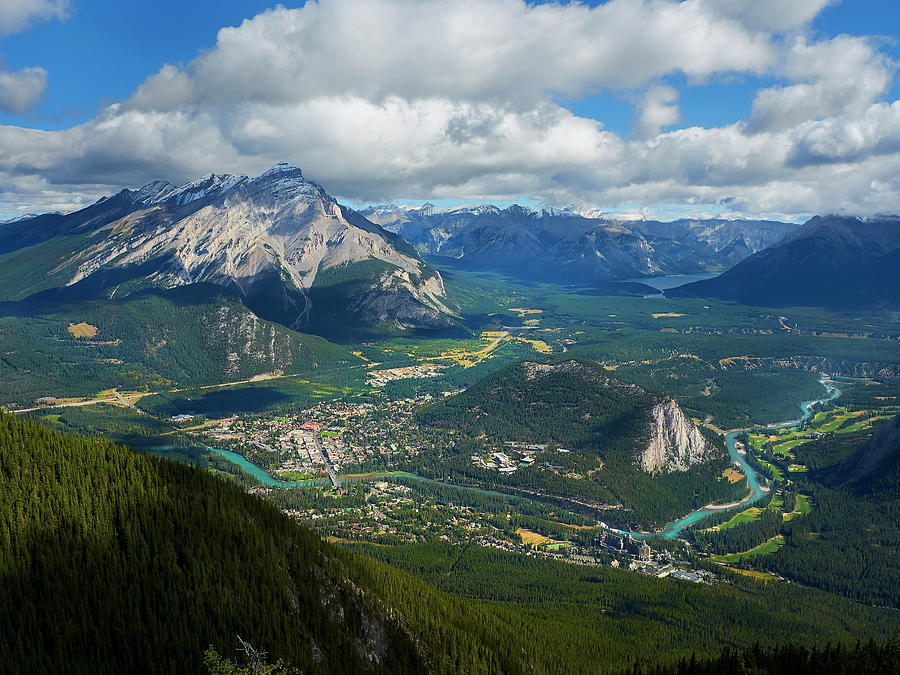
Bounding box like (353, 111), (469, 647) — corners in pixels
(416, 360), (740, 527)
(0, 285), (350, 408)
(831, 412), (900, 486)
(671, 215), (900, 309)
(0, 410), (554, 674)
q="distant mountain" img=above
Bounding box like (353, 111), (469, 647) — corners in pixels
(670, 215), (900, 309)
(0, 212), (46, 224)
(362, 203), (797, 283)
(0, 164), (455, 334)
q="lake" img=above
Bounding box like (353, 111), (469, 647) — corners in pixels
(621, 272), (719, 296)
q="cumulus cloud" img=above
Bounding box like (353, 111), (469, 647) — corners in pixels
(635, 86), (680, 138)
(705, 0), (835, 33)
(126, 0), (775, 110)
(747, 36), (893, 133)
(0, 65), (47, 113)
(1, 0), (900, 219)
(0, 0), (68, 35)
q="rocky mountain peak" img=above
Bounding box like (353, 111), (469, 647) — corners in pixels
(59, 164), (455, 333)
(640, 399), (715, 474)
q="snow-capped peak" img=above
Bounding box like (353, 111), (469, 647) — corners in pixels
(130, 180), (179, 204)
(128, 173), (249, 208)
(255, 162), (303, 181)
(161, 173), (248, 206)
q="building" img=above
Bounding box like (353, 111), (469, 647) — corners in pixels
(638, 542), (651, 561)
(671, 569), (702, 583)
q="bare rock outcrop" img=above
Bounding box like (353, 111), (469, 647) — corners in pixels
(640, 398), (716, 474)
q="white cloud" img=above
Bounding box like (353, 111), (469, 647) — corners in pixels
(747, 36), (893, 132)
(126, 0), (775, 110)
(704, 0), (835, 32)
(635, 86), (680, 138)
(1, 0), (900, 220)
(0, 0), (68, 35)
(0, 65), (47, 113)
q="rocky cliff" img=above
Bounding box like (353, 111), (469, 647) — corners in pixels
(640, 398), (715, 474)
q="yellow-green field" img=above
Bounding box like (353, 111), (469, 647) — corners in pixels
(517, 528), (551, 547)
(68, 322), (98, 338)
(711, 535), (785, 563)
(723, 567), (780, 581)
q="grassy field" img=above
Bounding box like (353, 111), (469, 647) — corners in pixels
(275, 470), (317, 481)
(711, 535), (786, 563)
(517, 528), (550, 547)
(758, 460), (783, 482)
(722, 467), (745, 483)
(703, 507), (763, 533)
(793, 494), (812, 516)
(723, 567), (780, 581)
(67, 321), (98, 338)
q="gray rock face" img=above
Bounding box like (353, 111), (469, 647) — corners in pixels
(640, 399), (714, 474)
(64, 163), (455, 331)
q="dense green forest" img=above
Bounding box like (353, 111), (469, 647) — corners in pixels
(414, 359), (746, 527)
(3, 410), (897, 674)
(204, 639), (900, 675)
(351, 540), (899, 672)
(760, 450), (900, 607)
(637, 640), (900, 675)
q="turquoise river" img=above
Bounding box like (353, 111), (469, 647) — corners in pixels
(168, 378), (842, 541)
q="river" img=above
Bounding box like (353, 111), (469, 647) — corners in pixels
(622, 377), (842, 540)
(155, 378), (842, 541)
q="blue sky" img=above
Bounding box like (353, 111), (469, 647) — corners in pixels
(2, 0), (900, 220)
(5, 0), (899, 135)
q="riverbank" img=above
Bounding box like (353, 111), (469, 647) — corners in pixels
(167, 377), (842, 542)
(633, 378), (841, 539)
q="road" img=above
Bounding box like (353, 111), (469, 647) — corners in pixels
(9, 389), (153, 415)
(314, 432), (341, 488)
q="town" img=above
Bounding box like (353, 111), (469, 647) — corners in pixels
(178, 396), (716, 584)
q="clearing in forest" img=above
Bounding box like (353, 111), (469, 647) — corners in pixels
(517, 528), (550, 547)
(68, 322), (98, 338)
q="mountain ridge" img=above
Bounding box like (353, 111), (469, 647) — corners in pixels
(0, 163), (457, 335)
(362, 203), (798, 284)
(670, 214), (900, 309)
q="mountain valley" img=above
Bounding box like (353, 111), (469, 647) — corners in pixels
(3, 172), (900, 674)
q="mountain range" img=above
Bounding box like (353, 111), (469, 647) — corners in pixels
(671, 215), (900, 309)
(362, 203), (798, 284)
(0, 163), (455, 335)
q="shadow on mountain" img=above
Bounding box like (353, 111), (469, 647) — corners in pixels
(142, 386), (295, 418)
(2, 441), (424, 674)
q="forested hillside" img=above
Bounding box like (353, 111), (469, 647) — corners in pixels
(760, 421), (900, 607)
(1, 409), (898, 674)
(415, 360), (744, 527)
(0, 284), (349, 407)
(0, 411), (554, 674)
